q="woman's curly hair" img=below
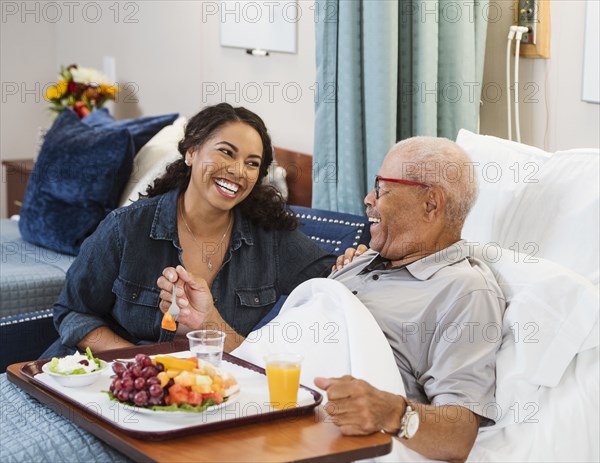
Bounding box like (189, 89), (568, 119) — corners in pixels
(146, 103), (296, 230)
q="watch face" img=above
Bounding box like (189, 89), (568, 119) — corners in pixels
(405, 412), (420, 438)
(404, 411), (419, 439)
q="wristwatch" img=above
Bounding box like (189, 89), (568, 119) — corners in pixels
(398, 404), (420, 439)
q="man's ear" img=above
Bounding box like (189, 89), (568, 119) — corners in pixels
(423, 188), (443, 221)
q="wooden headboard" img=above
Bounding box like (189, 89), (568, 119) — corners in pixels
(273, 147), (313, 207)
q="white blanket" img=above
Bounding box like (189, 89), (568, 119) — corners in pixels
(234, 278), (404, 396)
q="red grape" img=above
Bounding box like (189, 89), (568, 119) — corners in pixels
(155, 362), (164, 372)
(134, 377), (146, 390)
(116, 389), (129, 402)
(130, 365), (142, 378)
(133, 391), (148, 406)
(112, 362), (126, 377)
(141, 366), (157, 379)
(148, 384), (163, 397)
(148, 395), (163, 406)
(121, 378), (134, 392)
(147, 377), (160, 386)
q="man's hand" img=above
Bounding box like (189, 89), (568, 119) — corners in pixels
(331, 244), (369, 273)
(314, 376), (405, 435)
(315, 375), (480, 463)
(157, 265), (215, 330)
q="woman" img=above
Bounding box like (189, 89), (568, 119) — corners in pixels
(42, 103), (338, 357)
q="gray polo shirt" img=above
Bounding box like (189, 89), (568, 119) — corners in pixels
(330, 240), (506, 425)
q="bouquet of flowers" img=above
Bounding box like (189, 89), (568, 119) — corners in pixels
(45, 64), (119, 118)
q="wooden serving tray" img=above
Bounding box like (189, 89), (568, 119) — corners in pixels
(7, 341), (392, 463)
(19, 342), (322, 440)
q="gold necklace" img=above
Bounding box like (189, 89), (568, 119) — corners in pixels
(179, 199), (233, 271)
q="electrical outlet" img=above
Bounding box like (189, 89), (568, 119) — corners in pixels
(517, 0), (537, 44)
(513, 0), (550, 59)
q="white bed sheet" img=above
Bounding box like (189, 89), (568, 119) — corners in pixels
(472, 346), (599, 462)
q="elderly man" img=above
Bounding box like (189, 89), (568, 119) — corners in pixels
(316, 136), (505, 462)
(159, 137), (505, 462)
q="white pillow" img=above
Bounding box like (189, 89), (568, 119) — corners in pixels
(118, 116), (187, 207)
(501, 149), (599, 285)
(456, 129), (551, 246)
(457, 129), (599, 285)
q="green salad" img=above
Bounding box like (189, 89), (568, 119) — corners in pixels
(48, 347), (104, 375)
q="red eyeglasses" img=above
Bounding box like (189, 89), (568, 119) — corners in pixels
(374, 176), (432, 199)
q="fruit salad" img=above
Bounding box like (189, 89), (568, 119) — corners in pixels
(108, 354), (239, 412)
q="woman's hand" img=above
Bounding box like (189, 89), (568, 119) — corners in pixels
(331, 244), (369, 273)
(157, 265), (215, 330)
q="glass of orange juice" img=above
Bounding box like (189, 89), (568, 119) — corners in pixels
(264, 353), (303, 409)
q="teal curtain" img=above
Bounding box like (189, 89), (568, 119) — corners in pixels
(314, 0), (488, 214)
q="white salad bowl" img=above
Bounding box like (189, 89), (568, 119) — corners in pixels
(42, 359), (109, 388)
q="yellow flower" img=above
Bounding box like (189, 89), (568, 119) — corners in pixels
(45, 79), (68, 100)
(98, 84), (119, 97)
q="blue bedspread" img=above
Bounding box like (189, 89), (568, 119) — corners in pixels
(0, 373), (131, 463)
(0, 219), (74, 316)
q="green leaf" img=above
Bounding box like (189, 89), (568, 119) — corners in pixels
(85, 347), (103, 368)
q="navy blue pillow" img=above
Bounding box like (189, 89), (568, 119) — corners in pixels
(82, 108), (178, 154)
(19, 109), (134, 255)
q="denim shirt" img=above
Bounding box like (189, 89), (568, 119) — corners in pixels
(53, 189), (335, 348)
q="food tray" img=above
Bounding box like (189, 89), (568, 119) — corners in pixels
(20, 347), (322, 440)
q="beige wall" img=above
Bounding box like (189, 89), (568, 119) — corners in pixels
(1, 0), (317, 216)
(1, 4), (56, 218)
(480, 0), (600, 151)
(1, 8), (56, 161)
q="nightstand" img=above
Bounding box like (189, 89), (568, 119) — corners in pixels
(2, 159), (34, 217)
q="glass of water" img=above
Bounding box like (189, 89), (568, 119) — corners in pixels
(186, 330), (227, 366)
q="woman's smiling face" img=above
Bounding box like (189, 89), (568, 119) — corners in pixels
(185, 121), (264, 212)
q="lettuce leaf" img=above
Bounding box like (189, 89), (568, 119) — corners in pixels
(85, 346), (103, 369)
